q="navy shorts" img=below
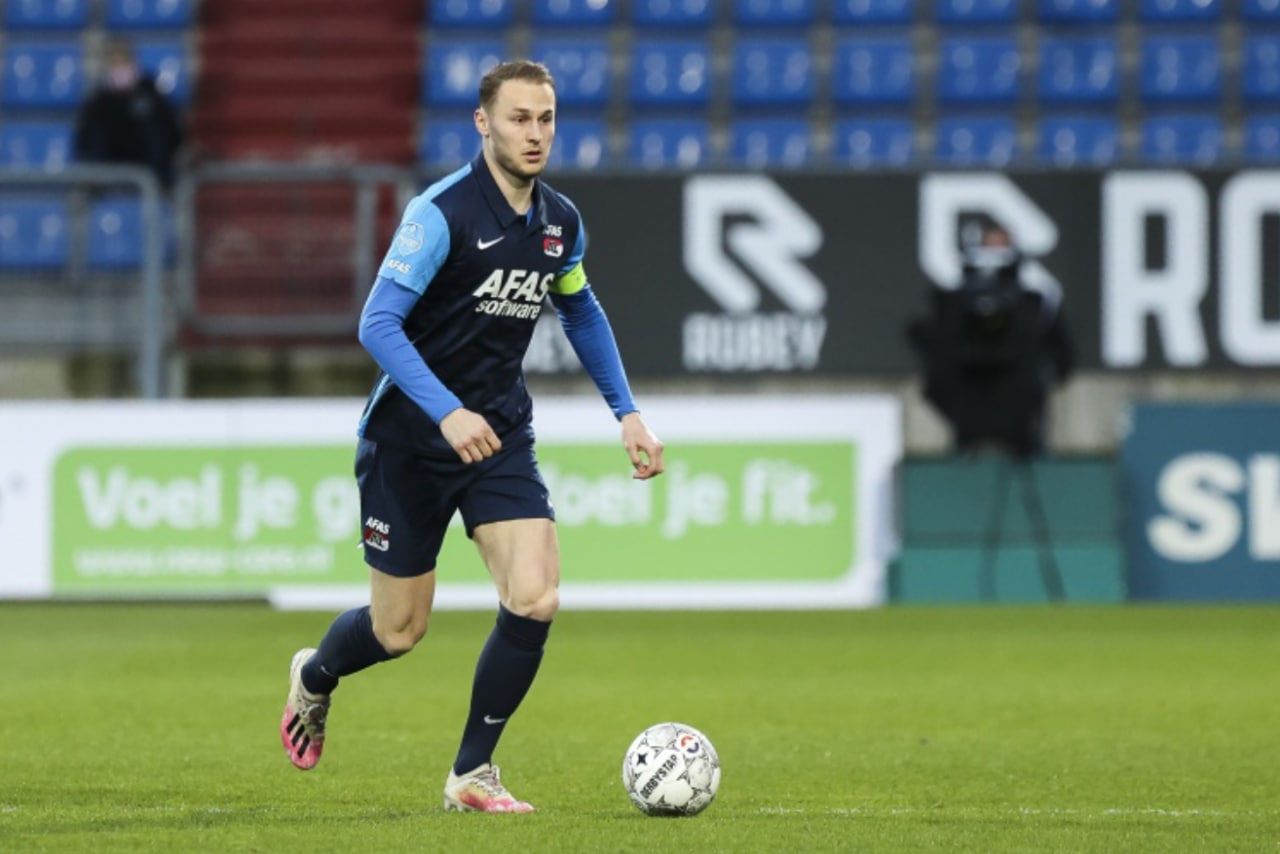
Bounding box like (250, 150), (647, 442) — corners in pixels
(354, 427), (554, 577)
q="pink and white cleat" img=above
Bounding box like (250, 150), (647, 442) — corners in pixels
(280, 648), (330, 770)
(443, 764), (535, 813)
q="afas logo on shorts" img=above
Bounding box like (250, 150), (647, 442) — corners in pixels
(363, 516), (390, 552)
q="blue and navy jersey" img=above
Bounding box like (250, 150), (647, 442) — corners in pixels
(359, 154), (588, 454)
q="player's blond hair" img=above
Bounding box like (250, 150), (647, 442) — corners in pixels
(478, 60), (556, 110)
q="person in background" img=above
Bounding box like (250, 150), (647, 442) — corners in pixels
(74, 39), (184, 190)
(908, 222), (1075, 458)
(277, 59), (665, 814)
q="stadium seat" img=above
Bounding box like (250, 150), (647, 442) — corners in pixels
(530, 38), (611, 107)
(87, 196), (143, 270)
(730, 38), (815, 108)
(1139, 0), (1222, 23)
(0, 121), (73, 171)
(1140, 114), (1224, 164)
(86, 195), (176, 270)
(1037, 37), (1119, 105)
(422, 40), (504, 106)
(936, 37), (1020, 105)
(0, 197), (69, 269)
(1139, 36), (1222, 105)
(935, 0), (1017, 26)
(1244, 0), (1280, 23)
(629, 39), (712, 109)
(833, 0), (912, 25)
(135, 41), (192, 107)
(729, 118), (812, 169)
(1244, 114), (1280, 162)
(4, 0), (89, 30)
(1, 41), (85, 110)
(831, 117), (915, 168)
(632, 0), (714, 28)
(832, 37), (915, 107)
(547, 118), (608, 170)
(532, 0), (616, 27)
(732, 0), (816, 27)
(104, 0), (195, 30)
(935, 115), (1019, 166)
(1243, 36), (1280, 104)
(419, 117), (481, 169)
(1036, 116), (1119, 167)
(1037, 0), (1119, 24)
(627, 117), (711, 170)
(428, 0), (514, 28)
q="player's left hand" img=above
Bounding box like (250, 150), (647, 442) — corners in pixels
(620, 412), (664, 480)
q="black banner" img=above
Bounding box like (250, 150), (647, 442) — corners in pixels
(521, 170), (1280, 376)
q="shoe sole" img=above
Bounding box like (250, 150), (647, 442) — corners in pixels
(281, 648), (321, 771)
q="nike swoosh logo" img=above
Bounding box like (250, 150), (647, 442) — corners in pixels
(477, 236), (504, 250)
(483, 715), (507, 725)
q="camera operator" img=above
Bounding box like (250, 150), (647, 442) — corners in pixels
(908, 223), (1074, 458)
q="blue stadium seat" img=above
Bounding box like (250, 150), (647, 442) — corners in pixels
(731, 38), (815, 107)
(1244, 0), (1280, 23)
(935, 0), (1017, 25)
(0, 121), (73, 171)
(733, 0), (816, 27)
(1, 41), (85, 110)
(88, 196), (143, 270)
(135, 41), (191, 107)
(627, 118), (711, 170)
(629, 39), (712, 109)
(833, 0), (912, 25)
(532, 0), (615, 27)
(1243, 36), (1280, 104)
(423, 40), (504, 106)
(429, 0), (514, 28)
(831, 117), (915, 168)
(104, 0), (195, 30)
(530, 38), (611, 107)
(729, 118), (812, 169)
(1244, 115), (1280, 162)
(832, 38), (915, 107)
(1037, 116), (1119, 167)
(547, 118), (608, 170)
(1038, 37), (1119, 105)
(419, 117), (481, 169)
(1139, 36), (1222, 105)
(632, 0), (714, 28)
(1140, 0), (1222, 23)
(0, 198), (69, 269)
(1140, 114), (1223, 164)
(4, 0), (89, 30)
(935, 115), (1019, 166)
(1037, 0), (1119, 24)
(936, 37), (1020, 105)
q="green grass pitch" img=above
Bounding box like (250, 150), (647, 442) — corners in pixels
(2, 603), (1278, 852)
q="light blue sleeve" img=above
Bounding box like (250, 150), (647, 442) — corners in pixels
(378, 197), (450, 295)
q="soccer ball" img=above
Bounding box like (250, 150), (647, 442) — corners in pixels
(621, 722), (721, 816)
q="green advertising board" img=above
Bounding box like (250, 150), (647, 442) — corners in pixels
(52, 441), (856, 593)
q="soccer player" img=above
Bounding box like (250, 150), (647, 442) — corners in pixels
(278, 60), (664, 813)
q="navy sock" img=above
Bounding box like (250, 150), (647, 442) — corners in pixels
(300, 605), (395, 695)
(452, 606), (551, 775)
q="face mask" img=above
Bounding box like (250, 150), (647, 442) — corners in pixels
(106, 64), (139, 91)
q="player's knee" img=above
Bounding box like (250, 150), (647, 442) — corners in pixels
(507, 588), (559, 622)
(374, 616), (429, 657)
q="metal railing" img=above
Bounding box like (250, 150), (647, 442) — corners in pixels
(0, 164), (167, 398)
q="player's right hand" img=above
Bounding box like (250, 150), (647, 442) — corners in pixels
(440, 408), (502, 464)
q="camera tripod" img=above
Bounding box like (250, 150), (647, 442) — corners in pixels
(978, 456), (1065, 603)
